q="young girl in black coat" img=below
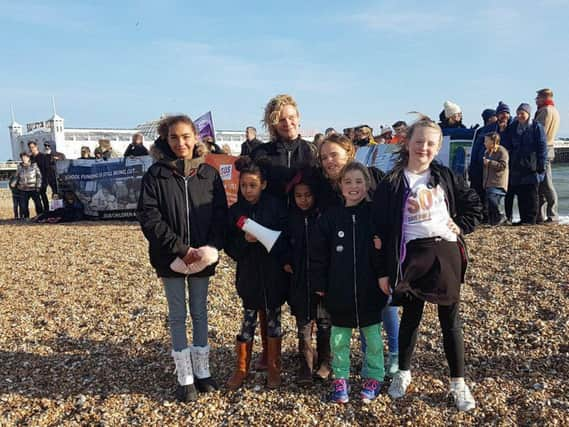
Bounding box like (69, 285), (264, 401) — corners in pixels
(311, 161), (387, 404)
(372, 115), (482, 411)
(225, 156), (289, 390)
(283, 169), (332, 384)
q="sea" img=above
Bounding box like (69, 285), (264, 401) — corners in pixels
(1, 164), (569, 223)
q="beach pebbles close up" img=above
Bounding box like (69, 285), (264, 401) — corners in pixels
(0, 218), (568, 426)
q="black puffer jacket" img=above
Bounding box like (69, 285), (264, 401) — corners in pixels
(285, 206), (320, 322)
(371, 161), (482, 293)
(225, 193), (290, 310)
(310, 201), (386, 328)
(251, 136), (317, 199)
(137, 139), (228, 278)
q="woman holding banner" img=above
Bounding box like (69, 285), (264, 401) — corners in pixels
(137, 115), (228, 402)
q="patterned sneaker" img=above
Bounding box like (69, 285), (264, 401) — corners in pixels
(329, 378), (350, 404)
(360, 378), (382, 402)
(450, 383), (476, 412)
(388, 370), (411, 399)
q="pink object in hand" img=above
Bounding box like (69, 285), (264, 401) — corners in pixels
(236, 216), (248, 229)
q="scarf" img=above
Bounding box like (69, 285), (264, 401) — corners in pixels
(516, 121), (529, 136)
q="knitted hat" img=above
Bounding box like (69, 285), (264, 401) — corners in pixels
(495, 101), (510, 115)
(516, 103), (532, 116)
(481, 109), (496, 122)
(444, 101), (462, 118)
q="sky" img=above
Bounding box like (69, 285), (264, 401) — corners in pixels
(1, 0), (569, 160)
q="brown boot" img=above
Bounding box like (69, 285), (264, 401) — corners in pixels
(266, 336), (282, 388)
(297, 323), (314, 386)
(226, 338), (252, 390)
(254, 311), (268, 371)
(314, 327), (331, 380)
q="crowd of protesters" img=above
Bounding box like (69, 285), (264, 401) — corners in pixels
(9, 89), (560, 410)
(136, 89), (564, 411)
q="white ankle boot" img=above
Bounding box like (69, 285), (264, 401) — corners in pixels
(190, 344), (218, 392)
(190, 344), (211, 379)
(172, 348), (194, 386)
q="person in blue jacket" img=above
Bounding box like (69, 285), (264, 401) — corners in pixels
(501, 103), (547, 225)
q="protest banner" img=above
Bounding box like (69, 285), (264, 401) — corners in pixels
(355, 144), (399, 172)
(204, 154), (240, 206)
(437, 128), (476, 178)
(55, 156), (154, 219)
(195, 111), (215, 140)
(355, 127), (475, 177)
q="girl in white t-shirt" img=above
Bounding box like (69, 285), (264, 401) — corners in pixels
(372, 115), (483, 411)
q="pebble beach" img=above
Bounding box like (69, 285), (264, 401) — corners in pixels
(0, 208), (568, 426)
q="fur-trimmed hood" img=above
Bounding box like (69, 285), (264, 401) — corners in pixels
(150, 137), (205, 177)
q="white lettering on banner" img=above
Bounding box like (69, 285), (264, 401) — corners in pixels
(219, 164), (232, 180)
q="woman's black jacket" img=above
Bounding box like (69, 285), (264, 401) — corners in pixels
(251, 136), (317, 200)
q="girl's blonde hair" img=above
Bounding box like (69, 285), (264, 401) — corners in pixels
(396, 114), (443, 167)
(338, 161), (371, 189)
(262, 94), (299, 139)
(319, 134), (356, 163)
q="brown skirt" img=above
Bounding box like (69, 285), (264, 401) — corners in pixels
(393, 237), (462, 306)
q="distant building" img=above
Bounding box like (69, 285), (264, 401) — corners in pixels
(8, 108), (141, 160)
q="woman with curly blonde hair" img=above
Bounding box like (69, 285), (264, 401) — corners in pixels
(250, 94), (317, 200)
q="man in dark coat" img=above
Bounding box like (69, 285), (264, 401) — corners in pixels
(240, 126), (263, 156)
(124, 133), (149, 157)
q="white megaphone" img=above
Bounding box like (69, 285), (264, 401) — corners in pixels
(236, 216), (282, 252)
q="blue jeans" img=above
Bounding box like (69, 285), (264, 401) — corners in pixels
(162, 276), (210, 351)
(381, 304), (400, 353)
(485, 188), (506, 225)
(360, 304), (400, 376)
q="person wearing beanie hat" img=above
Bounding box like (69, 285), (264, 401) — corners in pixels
(439, 101), (466, 129)
(516, 103), (532, 117)
(495, 101), (510, 115)
(444, 101), (461, 118)
(481, 109), (497, 126)
(500, 101), (547, 225)
(534, 87), (560, 223)
(468, 103), (512, 222)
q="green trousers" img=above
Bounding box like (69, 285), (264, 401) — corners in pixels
(331, 324), (385, 381)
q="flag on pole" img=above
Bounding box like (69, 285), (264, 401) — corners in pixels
(194, 111), (215, 141)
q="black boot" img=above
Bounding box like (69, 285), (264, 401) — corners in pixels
(190, 345), (218, 393)
(175, 384), (198, 402)
(171, 348), (198, 402)
(297, 323), (314, 386)
(314, 327), (331, 380)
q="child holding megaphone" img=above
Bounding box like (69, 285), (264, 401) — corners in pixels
(225, 156), (290, 390)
